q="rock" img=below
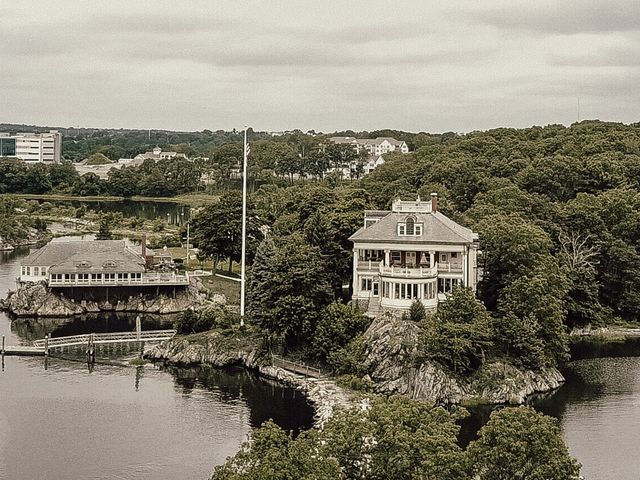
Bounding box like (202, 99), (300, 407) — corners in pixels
(3, 281), (205, 317)
(146, 333), (356, 427)
(362, 315), (564, 405)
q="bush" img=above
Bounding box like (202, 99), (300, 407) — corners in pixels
(335, 374), (373, 392)
(327, 334), (368, 376)
(409, 299), (427, 322)
(173, 306), (236, 334)
(312, 302), (371, 363)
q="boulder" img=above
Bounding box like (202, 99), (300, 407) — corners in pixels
(362, 315), (564, 405)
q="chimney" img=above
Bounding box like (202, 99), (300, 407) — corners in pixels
(431, 193), (438, 213)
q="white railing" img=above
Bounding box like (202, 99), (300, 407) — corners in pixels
(379, 264), (437, 278)
(437, 262), (463, 273)
(33, 329), (176, 348)
(48, 272), (189, 287)
(357, 260), (382, 270)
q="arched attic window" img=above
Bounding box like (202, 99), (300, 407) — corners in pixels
(405, 216), (415, 235)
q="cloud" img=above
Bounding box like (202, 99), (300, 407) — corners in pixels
(0, 1), (637, 132)
(472, 0), (640, 34)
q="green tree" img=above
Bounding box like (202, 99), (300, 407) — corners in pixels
(409, 299), (427, 322)
(420, 287), (493, 374)
(466, 407), (581, 480)
(190, 191), (262, 272)
(96, 214), (114, 240)
(247, 235), (333, 346)
(211, 420), (342, 480)
(312, 302), (370, 363)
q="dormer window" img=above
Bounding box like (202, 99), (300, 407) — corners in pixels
(406, 217), (415, 235)
(397, 216), (423, 236)
(103, 261), (117, 268)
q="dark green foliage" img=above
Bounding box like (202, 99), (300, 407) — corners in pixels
(327, 334), (368, 376)
(409, 299), (427, 322)
(95, 214), (114, 240)
(190, 191), (263, 272)
(247, 235), (333, 347)
(420, 287), (493, 375)
(466, 406), (581, 480)
(312, 302), (370, 364)
(214, 399), (580, 480)
(173, 306), (234, 334)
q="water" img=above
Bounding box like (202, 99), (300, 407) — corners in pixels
(3, 229), (640, 479)
(0, 247), (314, 480)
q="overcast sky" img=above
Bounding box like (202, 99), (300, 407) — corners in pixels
(1, 1), (638, 133)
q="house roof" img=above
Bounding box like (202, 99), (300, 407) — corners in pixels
(349, 211), (477, 244)
(23, 240), (148, 274)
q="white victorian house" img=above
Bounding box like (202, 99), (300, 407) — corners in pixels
(349, 194), (479, 316)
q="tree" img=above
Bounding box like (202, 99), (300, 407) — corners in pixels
(247, 235), (333, 346)
(475, 214), (553, 310)
(96, 214), (114, 240)
(320, 396), (468, 480)
(409, 299), (427, 322)
(211, 420), (342, 480)
(466, 407), (581, 480)
(190, 191), (262, 272)
(312, 302), (370, 363)
(420, 287), (493, 374)
(107, 166), (142, 197)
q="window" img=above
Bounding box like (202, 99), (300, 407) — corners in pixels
(91, 273), (102, 280)
(415, 225), (422, 235)
(391, 251), (401, 264)
(34, 267), (39, 276)
(26, 267), (31, 276)
(405, 217), (415, 235)
(361, 277), (373, 291)
(398, 224), (406, 235)
(441, 254), (447, 262)
(451, 252), (458, 259)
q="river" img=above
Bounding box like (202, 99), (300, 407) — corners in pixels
(0, 247), (314, 480)
(1, 241), (639, 479)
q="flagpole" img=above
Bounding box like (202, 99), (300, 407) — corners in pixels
(240, 126), (248, 326)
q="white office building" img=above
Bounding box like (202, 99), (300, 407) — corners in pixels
(0, 131), (62, 163)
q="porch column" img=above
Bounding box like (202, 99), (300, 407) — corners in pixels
(429, 251), (436, 268)
(352, 248), (358, 295)
(384, 249), (390, 266)
(461, 250), (467, 286)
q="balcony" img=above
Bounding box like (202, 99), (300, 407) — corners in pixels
(48, 272), (190, 287)
(379, 264), (437, 278)
(438, 262), (463, 273)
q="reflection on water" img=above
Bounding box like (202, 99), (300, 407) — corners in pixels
(0, 357), (314, 480)
(0, 235), (314, 480)
(462, 339), (640, 480)
(11, 313), (175, 342)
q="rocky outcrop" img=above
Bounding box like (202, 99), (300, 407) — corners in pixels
(362, 315), (564, 405)
(2, 279), (205, 317)
(0, 228), (44, 251)
(146, 332), (355, 426)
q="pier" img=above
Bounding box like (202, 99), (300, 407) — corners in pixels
(1, 329), (176, 358)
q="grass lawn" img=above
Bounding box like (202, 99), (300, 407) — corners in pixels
(200, 274), (241, 305)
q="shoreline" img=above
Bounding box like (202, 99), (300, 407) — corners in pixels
(5, 193), (219, 206)
(144, 332), (357, 426)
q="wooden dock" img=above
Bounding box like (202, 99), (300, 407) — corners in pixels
(1, 329), (176, 357)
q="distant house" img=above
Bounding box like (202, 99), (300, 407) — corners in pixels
(363, 155), (385, 175)
(134, 147), (187, 162)
(328, 136), (409, 156)
(327, 136), (407, 176)
(349, 195), (479, 316)
(19, 240), (185, 289)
